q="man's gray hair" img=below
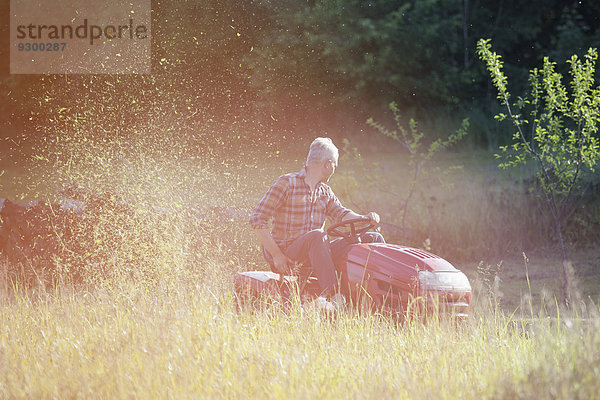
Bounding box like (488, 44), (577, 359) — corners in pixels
(306, 137), (339, 165)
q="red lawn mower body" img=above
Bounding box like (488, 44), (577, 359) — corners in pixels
(235, 241), (472, 319)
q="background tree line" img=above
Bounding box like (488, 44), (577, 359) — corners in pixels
(1, 0), (599, 151)
(242, 0), (600, 147)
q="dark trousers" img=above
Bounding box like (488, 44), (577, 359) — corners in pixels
(268, 229), (385, 295)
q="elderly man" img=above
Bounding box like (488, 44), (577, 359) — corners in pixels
(249, 137), (384, 307)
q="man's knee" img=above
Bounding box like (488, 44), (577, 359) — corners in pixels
(305, 229), (328, 245)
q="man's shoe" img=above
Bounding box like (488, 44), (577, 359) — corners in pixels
(313, 296), (335, 312)
(330, 293), (347, 309)
(310, 294), (347, 313)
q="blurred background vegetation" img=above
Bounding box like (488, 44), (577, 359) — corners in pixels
(2, 0), (600, 150)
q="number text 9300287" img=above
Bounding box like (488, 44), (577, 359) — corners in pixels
(17, 42), (67, 51)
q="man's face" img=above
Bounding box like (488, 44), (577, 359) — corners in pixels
(322, 158), (337, 182)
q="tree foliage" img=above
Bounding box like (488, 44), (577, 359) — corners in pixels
(243, 0), (600, 135)
(247, 0), (473, 112)
(2, 0), (600, 145)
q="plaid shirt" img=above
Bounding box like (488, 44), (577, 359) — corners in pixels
(250, 167), (351, 247)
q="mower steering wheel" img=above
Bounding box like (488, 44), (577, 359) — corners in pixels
(326, 216), (377, 240)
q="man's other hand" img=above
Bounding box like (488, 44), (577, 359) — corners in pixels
(272, 252), (293, 274)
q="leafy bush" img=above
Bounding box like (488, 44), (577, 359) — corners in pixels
(478, 39), (600, 302)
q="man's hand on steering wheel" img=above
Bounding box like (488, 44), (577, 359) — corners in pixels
(365, 212), (380, 225)
(327, 213), (380, 240)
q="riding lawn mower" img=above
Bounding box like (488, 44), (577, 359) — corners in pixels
(235, 217), (472, 319)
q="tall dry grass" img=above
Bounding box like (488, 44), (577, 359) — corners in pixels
(1, 275), (599, 399)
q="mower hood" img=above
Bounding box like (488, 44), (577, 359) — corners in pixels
(348, 243), (459, 273)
